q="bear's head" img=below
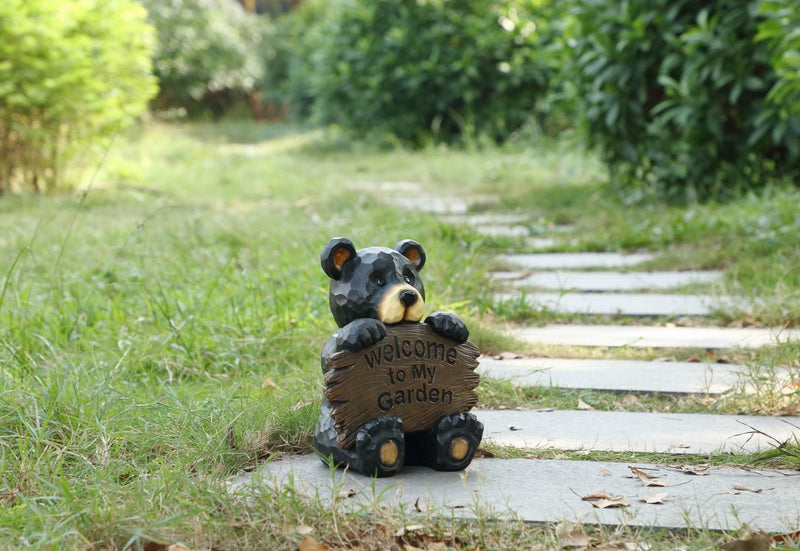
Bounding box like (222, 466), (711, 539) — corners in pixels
(321, 237), (426, 328)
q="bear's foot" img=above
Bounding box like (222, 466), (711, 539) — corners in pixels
(355, 416), (405, 477)
(422, 412), (483, 471)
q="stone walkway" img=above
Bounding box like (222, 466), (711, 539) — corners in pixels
(238, 192), (800, 533)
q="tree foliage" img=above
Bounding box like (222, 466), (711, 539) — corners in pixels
(0, 0), (157, 193)
(565, 0), (800, 201)
(294, 0), (556, 146)
(140, 0), (264, 116)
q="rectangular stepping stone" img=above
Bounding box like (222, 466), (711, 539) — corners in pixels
(440, 213), (529, 225)
(500, 252), (655, 269)
(235, 455), (800, 531)
(493, 270), (723, 291)
(495, 292), (730, 316)
(476, 225), (531, 238)
(476, 409), (800, 454)
(513, 324), (800, 349)
(477, 357), (752, 394)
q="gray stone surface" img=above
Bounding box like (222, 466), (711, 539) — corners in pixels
(476, 409), (800, 454)
(440, 213), (529, 225)
(477, 357), (754, 394)
(513, 324), (800, 349)
(495, 292), (734, 316)
(500, 252), (655, 269)
(492, 270), (723, 291)
(233, 455), (800, 531)
(528, 237), (559, 249)
(476, 225), (531, 238)
(348, 181), (424, 193)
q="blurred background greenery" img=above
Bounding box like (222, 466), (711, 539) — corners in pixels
(1, 0), (800, 201)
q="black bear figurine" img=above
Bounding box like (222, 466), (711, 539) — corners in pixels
(313, 237), (484, 477)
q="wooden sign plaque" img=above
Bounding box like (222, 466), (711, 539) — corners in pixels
(325, 323), (480, 449)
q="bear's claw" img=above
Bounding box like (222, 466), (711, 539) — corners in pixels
(422, 412), (483, 471)
(425, 311), (469, 344)
(336, 318), (387, 351)
(355, 416), (405, 477)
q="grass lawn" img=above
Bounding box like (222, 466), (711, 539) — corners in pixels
(0, 121), (798, 549)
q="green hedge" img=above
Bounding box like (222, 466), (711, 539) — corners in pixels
(140, 0), (264, 116)
(295, 0), (557, 146)
(566, 0), (800, 201)
(0, 0), (156, 193)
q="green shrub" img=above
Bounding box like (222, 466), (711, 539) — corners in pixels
(759, 0), (800, 115)
(140, 0), (264, 116)
(297, 0), (556, 146)
(0, 0), (156, 193)
(566, 0), (800, 201)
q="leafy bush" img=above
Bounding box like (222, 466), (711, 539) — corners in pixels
(0, 0), (156, 193)
(296, 0), (556, 146)
(759, 0), (800, 114)
(566, 0), (800, 201)
(140, 0), (264, 116)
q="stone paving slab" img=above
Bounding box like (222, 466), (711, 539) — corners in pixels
(500, 252), (655, 269)
(513, 324), (800, 349)
(440, 213), (529, 225)
(492, 270), (723, 291)
(475, 225), (531, 238)
(495, 292), (734, 316)
(477, 357), (752, 394)
(234, 455), (800, 531)
(476, 409), (800, 454)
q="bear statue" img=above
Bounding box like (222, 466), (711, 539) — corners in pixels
(313, 237), (484, 477)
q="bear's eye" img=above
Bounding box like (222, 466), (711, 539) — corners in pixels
(370, 271), (386, 287)
(403, 268), (415, 285)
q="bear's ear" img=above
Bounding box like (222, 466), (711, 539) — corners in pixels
(321, 237), (356, 280)
(394, 239), (426, 272)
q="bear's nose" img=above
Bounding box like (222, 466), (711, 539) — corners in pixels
(400, 290), (418, 307)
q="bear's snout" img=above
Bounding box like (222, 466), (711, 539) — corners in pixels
(400, 290), (418, 307)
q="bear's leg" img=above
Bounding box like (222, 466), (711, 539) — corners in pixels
(355, 416), (405, 477)
(419, 412), (483, 471)
(313, 402), (405, 477)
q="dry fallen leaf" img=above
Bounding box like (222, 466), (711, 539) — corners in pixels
(629, 466), (666, 487)
(167, 545), (193, 551)
(338, 488), (358, 499)
(394, 525), (425, 538)
(581, 491), (616, 501)
(299, 537), (329, 551)
(296, 525), (314, 535)
(592, 496), (632, 509)
(732, 484), (771, 494)
(508, 425), (523, 431)
(639, 492), (668, 504)
(577, 398), (594, 410)
(559, 530), (594, 548)
(721, 528), (771, 551)
(473, 448), (495, 458)
(261, 377), (277, 389)
(599, 469), (612, 477)
(493, 351), (523, 360)
(680, 464), (710, 476)
(413, 498), (428, 513)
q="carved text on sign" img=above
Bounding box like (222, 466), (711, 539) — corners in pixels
(325, 323), (480, 448)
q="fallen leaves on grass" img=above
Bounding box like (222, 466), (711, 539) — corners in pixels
(299, 537), (329, 551)
(473, 448), (495, 458)
(628, 466), (666, 487)
(577, 398), (594, 411)
(720, 528), (771, 551)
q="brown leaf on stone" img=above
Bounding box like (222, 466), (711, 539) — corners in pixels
(772, 529), (800, 545)
(680, 464), (710, 476)
(508, 425), (523, 431)
(732, 484), (770, 494)
(577, 398), (594, 410)
(299, 537), (329, 551)
(599, 469), (612, 477)
(639, 492), (668, 504)
(629, 466), (666, 487)
(473, 448), (495, 458)
(338, 488), (358, 499)
(493, 351), (523, 360)
(591, 496), (632, 509)
(721, 528), (771, 551)
(581, 491), (616, 501)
